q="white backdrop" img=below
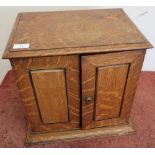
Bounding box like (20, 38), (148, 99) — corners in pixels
(0, 6), (155, 83)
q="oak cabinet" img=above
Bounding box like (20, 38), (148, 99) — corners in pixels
(3, 9), (152, 144)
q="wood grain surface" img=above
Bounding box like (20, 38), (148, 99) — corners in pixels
(94, 64), (129, 121)
(81, 50), (146, 129)
(10, 9), (148, 50)
(31, 69), (69, 124)
(3, 9), (152, 59)
(11, 55), (80, 133)
(4, 9), (151, 144)
(26, 121), (135, 144)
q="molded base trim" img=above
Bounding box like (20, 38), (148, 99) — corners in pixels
(26, 121), (135, 145)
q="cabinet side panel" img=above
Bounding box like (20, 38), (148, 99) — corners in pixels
(30, 69), (69, 124)
(94, 64), (129, 121)
(120, 51), (146, 120)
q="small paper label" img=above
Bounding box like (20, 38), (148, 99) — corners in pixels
(13, 44), (30, 49)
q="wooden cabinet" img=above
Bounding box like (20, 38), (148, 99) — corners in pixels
(3, 9), (152, 144)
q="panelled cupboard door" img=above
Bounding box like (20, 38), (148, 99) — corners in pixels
(81, 50), (146, 129)
(11, 55), (80, 133)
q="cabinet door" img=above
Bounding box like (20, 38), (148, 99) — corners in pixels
(81, 50), (145, 129)
(11, 55), (80, 133)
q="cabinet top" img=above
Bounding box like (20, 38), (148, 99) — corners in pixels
(3, 9), (153, 59)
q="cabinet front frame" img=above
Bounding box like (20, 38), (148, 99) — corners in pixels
(11, 50), (146, 133)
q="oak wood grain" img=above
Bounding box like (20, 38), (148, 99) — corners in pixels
(3, 9), (151, 144)
(10, 9), (148, 50)
(11, 55), (80, 133)
(26, 121), (135, 144)
(3, 9), (152, 59)
(31, 69), (69, 124)
(81, 50), (146, 129)
(94, 64), (129, 121)
(3, 44), (152, 59)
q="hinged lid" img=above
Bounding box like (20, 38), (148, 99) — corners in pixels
(3, 9), (153, 58)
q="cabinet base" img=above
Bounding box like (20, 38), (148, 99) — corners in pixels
(26, 122), (135, 145)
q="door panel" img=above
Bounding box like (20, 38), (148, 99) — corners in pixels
(31, 69), (69, 124)
(81, 50), (146, 129)
(94, 64), (129, 121)
(11, 55), (80, 133)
